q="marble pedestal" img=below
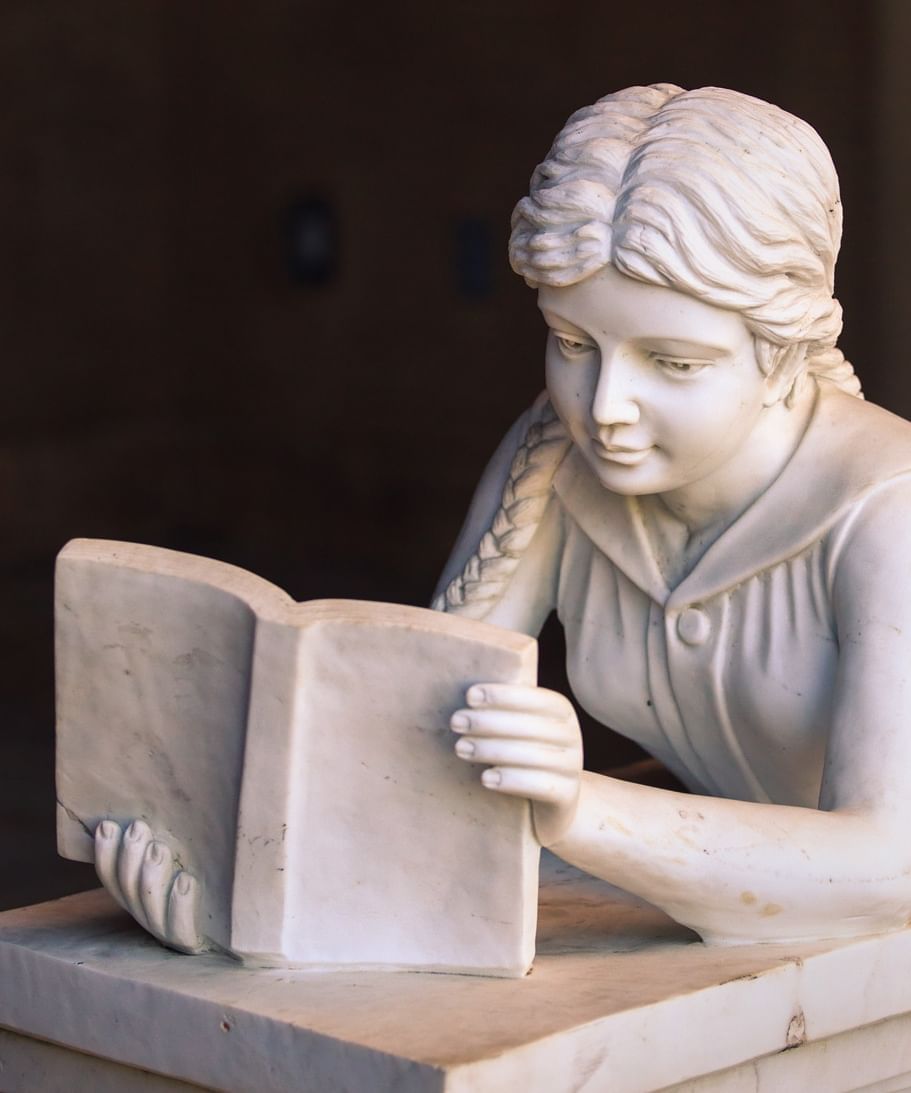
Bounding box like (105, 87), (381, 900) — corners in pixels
(3, 855), (911, 1093)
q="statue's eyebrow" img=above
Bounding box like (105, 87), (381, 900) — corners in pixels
(636, 337), (730, 359)
(538, 308), (732, 359)
(538, 307), (590, 335)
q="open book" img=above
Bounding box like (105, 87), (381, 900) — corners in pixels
(55, 540), (540, 976)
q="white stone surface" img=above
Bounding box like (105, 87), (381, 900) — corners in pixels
(4, 857), (911, 1093)
(0, 1028), (208, 1093)
(663, 1013), (911, 1092)
(55, 539), (539, 974)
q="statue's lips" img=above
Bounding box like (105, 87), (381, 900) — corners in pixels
(591, 440), (653, 466)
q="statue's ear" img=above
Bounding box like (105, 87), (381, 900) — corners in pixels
(761, 343), (808, 407)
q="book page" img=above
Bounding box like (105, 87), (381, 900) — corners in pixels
(232, 602), (539, 975)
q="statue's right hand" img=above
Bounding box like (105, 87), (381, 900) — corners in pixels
(450, 682), (583, 846)
(94, 819), (207, 954)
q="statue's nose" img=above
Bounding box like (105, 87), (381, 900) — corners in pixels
(591, 354), (640, 427)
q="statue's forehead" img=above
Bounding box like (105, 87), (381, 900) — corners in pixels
(536, 264), (748, 346)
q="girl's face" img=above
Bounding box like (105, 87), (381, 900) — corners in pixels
(539, 263), (780, 500)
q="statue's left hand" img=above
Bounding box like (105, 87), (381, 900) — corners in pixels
(94, 819), (208, 954)
(450, 683), (583, 846)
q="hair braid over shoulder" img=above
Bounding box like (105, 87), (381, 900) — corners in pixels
(432, 395), (570, 620)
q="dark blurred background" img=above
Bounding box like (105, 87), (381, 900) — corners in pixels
(2, 0), (909, 910)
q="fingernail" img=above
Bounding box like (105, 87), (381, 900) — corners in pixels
(467, 686), (486, 705)
(176, 873), (192, 896)
(482, 769), (502, 788)
(450, 713), (470, 732)
(98, 819), (118, 839)
(147, 842), (162, 864)
(455, 738), (476, 758)
(126, 821), (143, 840)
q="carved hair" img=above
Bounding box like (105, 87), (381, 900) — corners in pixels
(432, 394), (570, 619)
(510, 84), (861, 399)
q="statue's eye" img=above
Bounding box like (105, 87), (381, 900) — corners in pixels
(652, 355), (709, 376)
(554, 334), (593, 358)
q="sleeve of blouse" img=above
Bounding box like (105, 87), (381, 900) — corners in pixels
(823, 471), (911, 820)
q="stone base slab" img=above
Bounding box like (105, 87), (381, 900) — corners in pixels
(3, 856), (911, 1092)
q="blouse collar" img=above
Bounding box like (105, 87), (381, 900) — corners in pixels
(552, 385), (911, 607)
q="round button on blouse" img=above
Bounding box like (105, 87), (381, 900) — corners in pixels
(676, 606), (711, 646)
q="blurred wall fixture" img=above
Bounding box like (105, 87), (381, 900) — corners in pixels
(454, 216), (493, 300)
(283, 195), (338, 286)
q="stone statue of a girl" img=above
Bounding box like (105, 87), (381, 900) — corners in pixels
(437, 82), (911, 944)
(91, 84), (911, 954)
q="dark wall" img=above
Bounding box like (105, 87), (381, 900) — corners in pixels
(0, 1), (886, 907)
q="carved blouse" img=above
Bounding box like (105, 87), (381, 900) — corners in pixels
(438, 384), (911, 809)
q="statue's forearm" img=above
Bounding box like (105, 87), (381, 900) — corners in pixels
(548, 772), (911, 944)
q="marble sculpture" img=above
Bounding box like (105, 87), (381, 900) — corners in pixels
(58, 83), (911, 969)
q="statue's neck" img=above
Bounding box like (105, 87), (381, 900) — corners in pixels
(645, 386), (816, 586)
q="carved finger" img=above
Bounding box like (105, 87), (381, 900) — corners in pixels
(466, 683), (574, 718)
(451, 708), (578, 745)
(94, 819), (129, 911)
(167, 872), (206, 954)
(117, 820), (153, 930)
(139, 841), (173, 939)
(479, 766), (580, 807)
(455, 735), (580, 772)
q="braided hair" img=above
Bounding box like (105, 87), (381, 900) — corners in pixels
(432, 394), (570, 619)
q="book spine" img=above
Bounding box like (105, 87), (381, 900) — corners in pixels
(230, 618), (304, 961)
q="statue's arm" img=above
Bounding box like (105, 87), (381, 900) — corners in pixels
(458, 478), (911, 944)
